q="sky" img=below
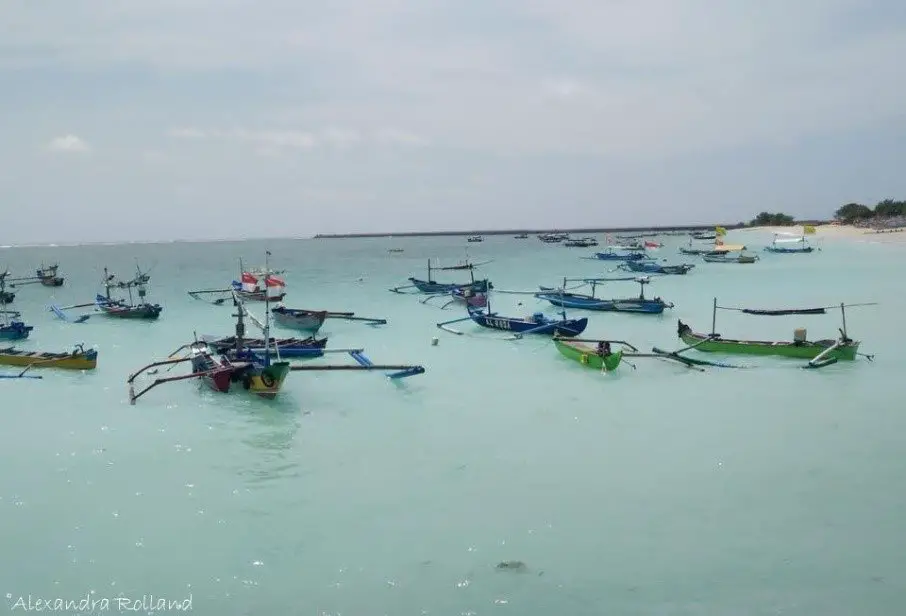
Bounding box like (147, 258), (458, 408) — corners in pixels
(2, 0), (906, 244)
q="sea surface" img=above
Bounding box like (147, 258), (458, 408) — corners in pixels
(1, 231), (904, 615)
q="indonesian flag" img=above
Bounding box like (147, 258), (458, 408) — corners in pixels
(241, 272), (258, 292)
(265, 275), (285, 297)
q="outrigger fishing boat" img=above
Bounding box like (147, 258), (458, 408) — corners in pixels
(676, 298), (875, 368)
(702, 251), (759, 264)
(422, 285), (489, 309)
(270, 305), (387, 333)
(764, 233), (814, 253)
(128, 254), (425, 404)
(534, 276), (674, 314)
(390, 259), (492, 295)
(94, 266), (162, 319)
(590, 248), (649, 261)
(0, 344), (98, 371)
(0, 273), (32, 340)
(563, 236), (598, 247)
(467, 235), (484, 243)
(551, 335), (747, 374)
(436, 289), (588, 337)
(619, 260), (695, 275)
(36, 263), (64, 286)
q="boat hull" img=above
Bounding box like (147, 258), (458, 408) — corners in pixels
(468, 309), (588, 336)
(271, 307), (327, 332)
(0, 322), (33, 340)
(593, 251), (647, 261)
(244, 362), (291, 399)
(537, 289), (670, 314)
(677, 322), (859, 360)
(409, 278), (491, 294)
(623, 261), (694, 274)
(0, 346), (98, 370)
(201, 335), (327, 358)
(95, 295), (162, 319)
(554, 339), (624, 371)
(764, 246), (814, 253)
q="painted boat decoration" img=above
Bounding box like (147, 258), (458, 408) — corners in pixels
(535, 277), (674, 314)
(390, 259), (492, 295)
(619, 260), (695, 275)
(0, 344), (98, 371)
(676, 298), (876, 368)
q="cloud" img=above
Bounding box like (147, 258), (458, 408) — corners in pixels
(47, 134), (90, 153)
(168, 125), (426, 150)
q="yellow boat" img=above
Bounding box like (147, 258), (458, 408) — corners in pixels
(0, 344), (98, 370)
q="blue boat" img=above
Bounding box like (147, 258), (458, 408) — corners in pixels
(591, 248), (649, 261)
(464, 305), (587, 337)
(0, 273), (32, 340)
(535, 277), (674, 314)
(0, 318), (33, 341)
(391, 259), (493, 295)
(619, 260), (695, 275)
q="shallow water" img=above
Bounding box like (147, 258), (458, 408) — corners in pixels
(1, 231), (904, 615)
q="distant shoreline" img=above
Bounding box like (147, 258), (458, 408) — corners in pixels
(312, 221), (830, 239)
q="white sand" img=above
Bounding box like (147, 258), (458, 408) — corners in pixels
(741, 224), (906, 245)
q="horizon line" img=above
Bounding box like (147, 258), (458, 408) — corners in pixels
(0, 220), (830, 248)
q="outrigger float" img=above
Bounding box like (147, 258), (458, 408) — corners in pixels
(676, 298), (876, 369)
(128, 254), (425, 404)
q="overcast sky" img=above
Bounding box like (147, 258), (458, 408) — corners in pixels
(2, 0), (906, 244)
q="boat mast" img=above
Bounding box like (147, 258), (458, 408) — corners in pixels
(840, 302), (847, 339)
(263, 251), (271, 367)
(104, 268), (112, 300)
(711, 297), (717, 336)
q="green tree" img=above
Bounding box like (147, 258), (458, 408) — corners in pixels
(834, 202), (874, 222)
(750, 212), (795, 226)
(873, 198), (906, 217)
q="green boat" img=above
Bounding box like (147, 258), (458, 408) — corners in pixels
(553, 338), (624, 371)
(677, 321), (859, 360)
(676, 298), (876, 364)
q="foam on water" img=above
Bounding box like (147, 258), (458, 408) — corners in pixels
(1, 231), (904, 615)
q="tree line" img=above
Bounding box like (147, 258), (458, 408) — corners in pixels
(747, 198), (905, 226)
(834, 198), (906, 223)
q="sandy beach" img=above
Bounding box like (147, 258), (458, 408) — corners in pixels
(742, 223), (906, 245)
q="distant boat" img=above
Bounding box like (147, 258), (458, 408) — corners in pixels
(467, 235), (484, 242)
(513, 234), (529, 239)
(388, 248), (404, 253)
(563, 237), (598, 247)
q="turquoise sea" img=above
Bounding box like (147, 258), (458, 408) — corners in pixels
(1, 231), (904, 615)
